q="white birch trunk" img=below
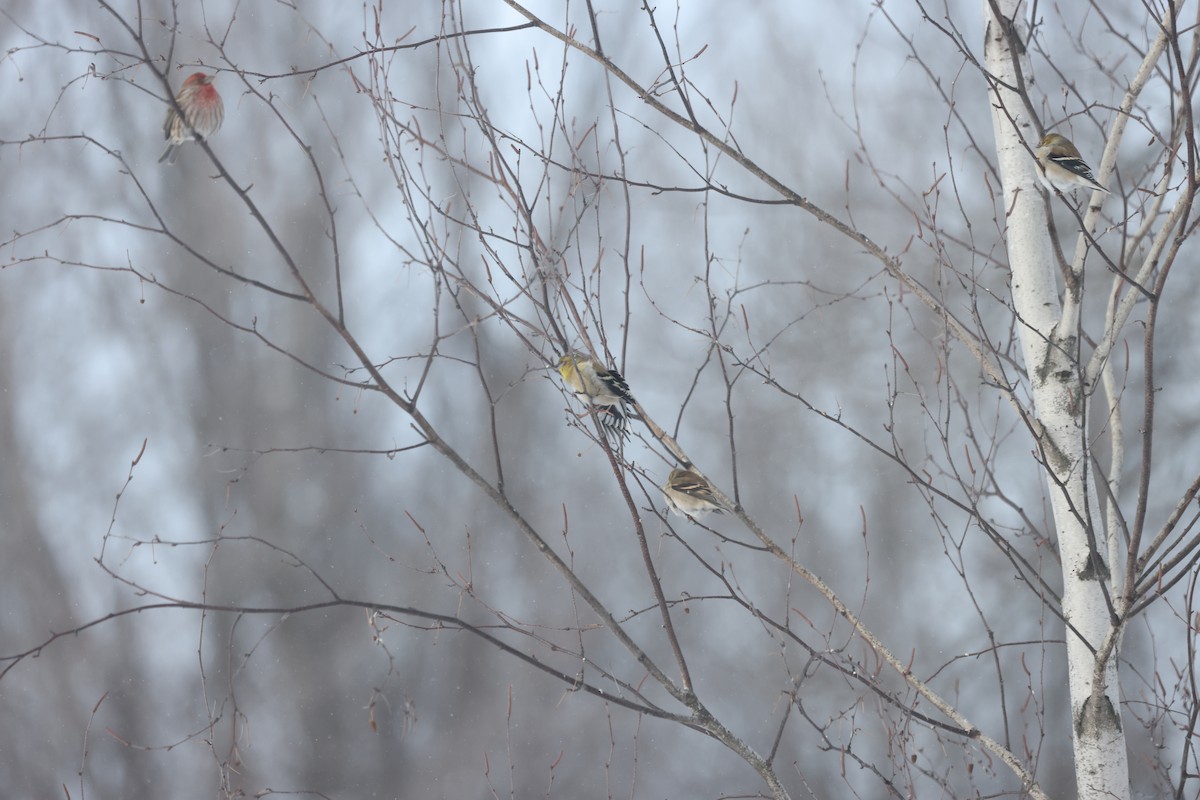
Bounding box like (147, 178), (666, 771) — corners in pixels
(983, 2), (1130, 799)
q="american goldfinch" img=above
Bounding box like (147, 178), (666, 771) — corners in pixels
(556, 352), (635, 440)
(1034, 133), (1109, 194)
(662, 468), (732, 517)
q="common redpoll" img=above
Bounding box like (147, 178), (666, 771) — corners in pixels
(159, 72), (224, 165)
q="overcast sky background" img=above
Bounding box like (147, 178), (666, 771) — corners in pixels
(0, 1), (1193, 798)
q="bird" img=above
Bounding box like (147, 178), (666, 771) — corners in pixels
(555, 352), (635, 440)
(1034, 133), (1109, 195)
(661, 468), (732, 518)
(159, 73), (224, 165)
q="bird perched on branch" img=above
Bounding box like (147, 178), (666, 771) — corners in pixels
(556, 352), (635, 440)
(662, 468), (732, 518)
(1034, 133), (1108, 195)
(159, 73), (224, 164)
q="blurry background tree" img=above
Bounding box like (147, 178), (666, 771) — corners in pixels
(1, 1), (1197, 798)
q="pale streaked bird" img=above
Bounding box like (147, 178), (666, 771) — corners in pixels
(662, 468), (732, 518)
(159, 72), (224, 165)
(1034, 133), (1108, 195)
(555, 352), (635, 440)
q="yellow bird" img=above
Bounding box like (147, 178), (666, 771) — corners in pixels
(556, 352), (635, 440)
(1034, 133), (1108, 194)
(661, 468), (732, 517)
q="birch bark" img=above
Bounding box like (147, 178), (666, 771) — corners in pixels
(984, 2), (1131, 798)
